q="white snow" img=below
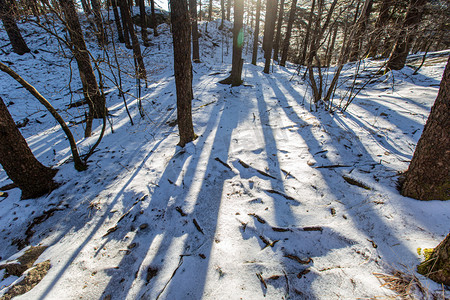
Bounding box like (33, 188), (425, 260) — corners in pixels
(0, 11), (449, 300)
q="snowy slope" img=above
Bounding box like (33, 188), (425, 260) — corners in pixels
(0, 12), (449, 300)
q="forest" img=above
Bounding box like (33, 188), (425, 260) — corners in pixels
(0, 0), (449, 298)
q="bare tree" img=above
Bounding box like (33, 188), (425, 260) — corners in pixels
(139, 0), (149, 46)
(150, 0), (158, 36)
(220, 0), (244, 85)
(280, 0), (297, 66)
(349, 0), (372, 61)
(189, 0), (200, 62)
(91, 0), (107, 45)
(0, 97), (57, 199)
(366, 0), (392, 58)
(263, 0), (278, 73)
(60, 0), (106, 137)
(251, 0), (261, 65)
(0, 0), (30, 55)
(272, 0), (284, 61)
(111, 0), (125, 43)
(171, 0), (196, 146)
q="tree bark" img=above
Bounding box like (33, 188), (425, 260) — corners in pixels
(279, 0), (297, 66)
(111, 0), (125, 43)
(386, 0), (426, 71)
(226, 0), (231, 20)
(119, 0), (132, 48)
(367, 0), (391, 57)
(251, 0), (261, 65)
(219, 0), (225, 28)
(120, 0), (147, 80)
(139, 0), (149, 46)
(263, 0), (277, 73)
(150, 0), (158, 36)
(417, 233), (450, 286)
(189, 0), (200, 62)
(400, 56), (450, 200)
(272, 0), (284, 62)
(171, 0), (196, 147)
(0, 97), (57, 199)
(298, 0), (315, 65)
(208, 0), (213, 21)
(0, 0), (31, 55)
(60, 0), (106, 137)
(219, 0), (244, 85)
(91, 0), (107, 46)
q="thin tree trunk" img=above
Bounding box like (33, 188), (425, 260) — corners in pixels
(150, 0), (158, 36)
(60, 0), (106, 137)
(299, 0), (315, 65)
(400, 56), (450, 200)
(119, 0), (132, 48)
(272, 0), (284, 61)
(0, 0), (31, 55)
(0, 97), (57, 199)
(226, 0), (231, 20)
(189, 0), (200, 62)
(139, 0), (149, 45)
(251, 0), (261, 65)
(325, 22), (337, 66)
(386, 0), (426, 71)
(367, 0), (391, 57)
(91, 0), (107, 46)
(171, 0), (196, 147)
(279, 0), (297, 66)
(208, 0), (212, 21)
(111, 0), (125, 43)
(80, 0), (92, 16)
(219, 0), (225, 28)
(120, 0), (147, 80)
(349, 0), (372, 61)
(263, 0), (277, 73)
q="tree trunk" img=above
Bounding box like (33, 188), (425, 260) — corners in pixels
(150, 0), (158, 36)
(400, 56), (450, 200)
(219, 0), (244, 85)
(298, 0), (315, 65)
(251, 0), (261, 65)
(0, 97), (57, 199)
(349, 0), (372, 61)
(263, 0), (277, 73)
(367, 0), (391, 57)
(208, 0), (212, 21)
(91, 0), (107, 46)
(171, 0), (196, 147)
(119, 0), (132, 48)
(226, 0), (231, 20)
(80, 0), (92, 16)
(60, 0), (106, 137)
(219, 0), (225, 28)
(120, 0), (147, 80)
(325, 22), (337, 66)
(272, 0), (284, 61)
(189, 0), (200, 62)
(417, 233), (450, 286)
(386, 0), (426, 71)
(111, 0), (125, 43)
(0, 0), (31, 55)
(138, 0), (149, 46)
(279, 0), (297, 67)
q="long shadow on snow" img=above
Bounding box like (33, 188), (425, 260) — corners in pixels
(102, 88), (238, 299)
(266, 74), (420, 288)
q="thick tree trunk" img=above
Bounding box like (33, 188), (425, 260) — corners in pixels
(263, 0), (277, 73)
(171, 0), (196, 147)
(120, 0), (147, 80)
(251, 0), (261, 65)
(386, 0), (426, 71)
(279, 0), (296, 67)
(189, 0), (200, 62)
(400, 56), (450, 200)
(219, 0), (244, 85)
(0, 97), (57, 199)
(272, 0), (284, 62)
(0, 0), (30, 55)
(60, 0), (106, 137)
(150, 0), (158, 36)
(417, 233), (450, 286)
(111, 0), (125, 43)
(91, 0), (107, 46)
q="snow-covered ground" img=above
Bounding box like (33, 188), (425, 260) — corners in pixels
(0, 12), (449, 300)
